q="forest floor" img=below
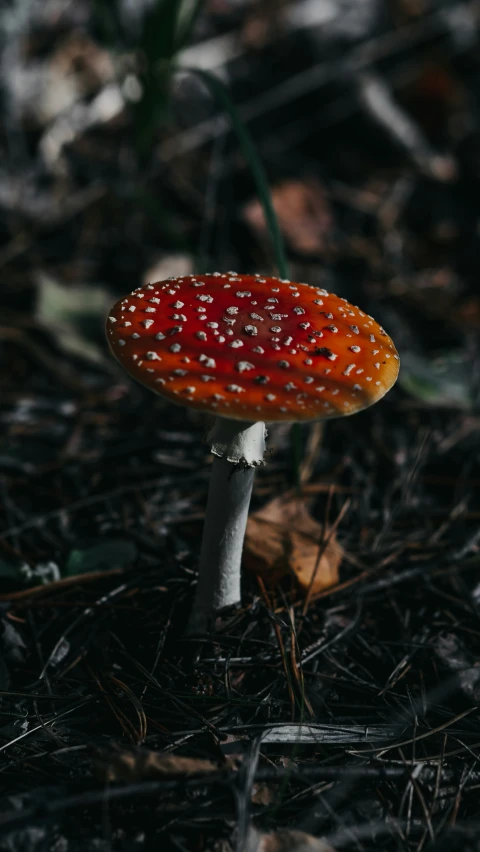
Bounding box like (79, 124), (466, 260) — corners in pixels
(1, 2), (480, 850)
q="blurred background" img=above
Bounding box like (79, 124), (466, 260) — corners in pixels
(2, 2), (480, 849)
(2, 0), (480, 377)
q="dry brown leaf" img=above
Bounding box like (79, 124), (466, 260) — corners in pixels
(249, 828), (335, 852)
(251, 783), (274, 805)
(244, 494), (341, 594)
(99, 747), (217, 782)
(243, 179), (334, 256)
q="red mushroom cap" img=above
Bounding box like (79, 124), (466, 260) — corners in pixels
(106, 273), (399, 422)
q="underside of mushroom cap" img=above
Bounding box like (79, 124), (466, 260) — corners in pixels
(106, 273), (399, 422)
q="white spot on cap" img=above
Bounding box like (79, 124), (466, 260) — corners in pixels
(252, 346), (264, 354)
(299, 322), (310, 330)
(149, 298), (161, 304)
(108, 316), (117, 323)
(155, 378), (166, 385)
(128, 306), (136, 312)
(173, 369), (188, 376)
(142, 319), (154, 328)
(196, 331), (207, 340)
(132, 333), (140, 339)
(170, 343), (181, 353)
(304, 377), (314, 384)
(206, 322), (218, 328)
(236, 291), (251, 297)
(172, 301), (184, 308)
(226, 384), (244, 393)
(118, 340), (126, 346)
(145, 307), (156, 313)
(285, 382), (296, 391)
(350, 325), (360, 334)
(229, 340), (243, 348)
(343, 364), (355, 376)
(250, 313), (263, 321)
(265, 394), (276, 401)
(146, 351), (161, 360)
(199, 354), (216, 368)
(304, 358), (313, 365)
(197, 294), (213, 303)
(244, 325), (258, 336)
(293, 306), (305, 315)
(155, 332), (165, 340)
(350, 345), (361, 353)
(226, 306), (238, 315)
(278, 360), (289, 368)
(236, 361), (254, 372)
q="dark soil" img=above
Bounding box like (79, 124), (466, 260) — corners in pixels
(1, 2), (480, 850)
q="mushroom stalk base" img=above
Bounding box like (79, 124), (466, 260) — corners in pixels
(187, 418), (266, 635)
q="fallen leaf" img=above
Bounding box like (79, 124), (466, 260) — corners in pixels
(251, 783), (273, 805)
(142, 253), (193, 286)
(243, 179), (334, 256)
(247, 828), (334, 852)
(99, 746), (218, 782)
(244, 494), (341, 593)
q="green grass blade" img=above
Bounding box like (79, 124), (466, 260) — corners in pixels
(181, 67), (289, 280)
(180, 66), (303, 486)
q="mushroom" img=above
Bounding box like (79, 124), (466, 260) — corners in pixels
(106, 273), (399, 633)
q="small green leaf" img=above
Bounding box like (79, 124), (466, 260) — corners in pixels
(0, 559), (26, 581)
(0, 656), (10, 690)
(399, 351), (474, 410)
(35, 273), (112, 367)
(65, 539), (138, 577)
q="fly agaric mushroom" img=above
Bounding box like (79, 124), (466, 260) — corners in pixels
(106, 273), (399, 632)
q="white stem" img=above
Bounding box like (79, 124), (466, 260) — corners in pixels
(187, 418), (266, 634)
